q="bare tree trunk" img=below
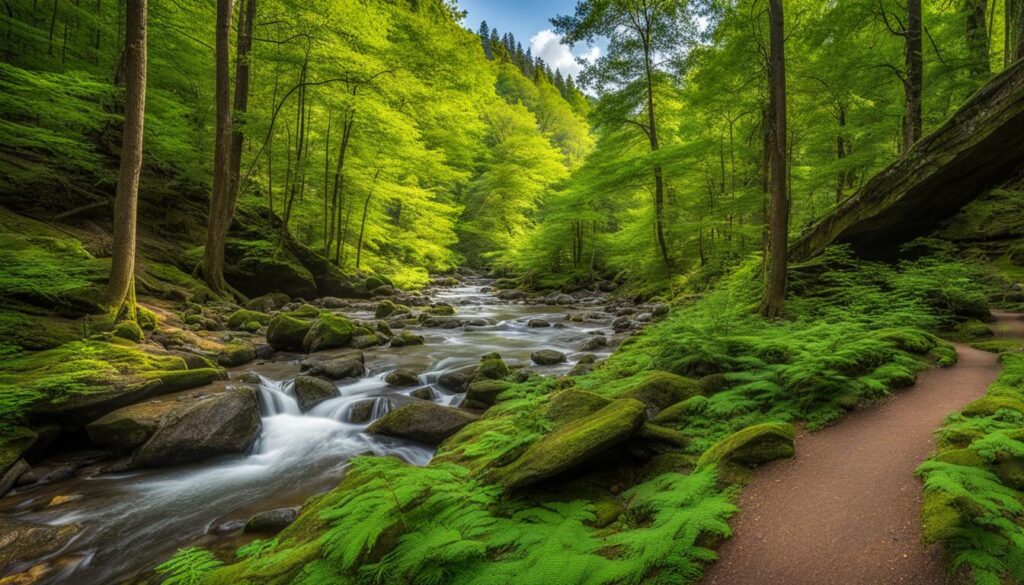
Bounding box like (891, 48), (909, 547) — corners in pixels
(105, 0), (146, 319)
(903, 0), (923, 153)
(355, 169), (381, 272)
(1010, 0), (1024, 64)
(836, 108), (847, 204)
(201, 0), (233, 295)
(964, 0), (990, 80)
(642, 40), (671, 273)
(227, 0), (254, 212)
(762, 0), (789, 319)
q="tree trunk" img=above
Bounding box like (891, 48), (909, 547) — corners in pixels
(641, 30), (670, 273)
(105, 0), (146, 319)
(762, 0), (789, 319)
(355, 169), (381, 272)
(903, 0), (923, 153)
(201, 0), (233, 295)
(836, 108), (847, 204)
(964, 0), (991, 80)
(1010, 0), (1024, 65)
(227, 0), (254, 213)
(331, 113), (355, 263)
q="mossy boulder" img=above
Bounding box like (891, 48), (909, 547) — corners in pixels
(612, 371), (703, 416)
(217, 340), (256, 367)
(374, 300), (410, 319)
(437, 365), (478, 392)
(531, 349), (566, 365)
(86, 399), (181, 454)
(224, 238), (318, 299)
(921, 490), (983, 543)
(476, 357), (510, 380)
(266, 313), (314, 352)
(464, 380), (512, 409)
(364, 276), (389, 291)
(385, 368), (420, 386)
(245, 292), (291, 313)
(227, 309), (270, 330)
(112, 321), (145, 343)
(489, 399), (647, 489)
(545, 389), (613, 425)
(303, 312), (356, 353)
(697, 422), (796, 469)
(428, 303), (455, 315)
(995, 457), (1024, 490)
(301, 354), (366, 380)
(961, 395), (1024, 417)
(652, 395), (709, 426)
(367, 402), (479, 445)
(291, 304), (321, 319)
(125, 386), (262, 469)
(292, 376), (339, 412)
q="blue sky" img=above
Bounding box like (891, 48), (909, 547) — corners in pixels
(456, 0), (604, 80)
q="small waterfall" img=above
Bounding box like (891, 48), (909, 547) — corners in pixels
(369, 396), (391, 420)
(256, 376), (301, 416)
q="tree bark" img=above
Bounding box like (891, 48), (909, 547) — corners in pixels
(105, 0), (146, 319)
(903, 0), (923, 153)
(201, 0), (233, 295)
(964, 0), (990, 80)
(355, 169), (381, 272)
(642, 37), (671, 273)
(227, 0), (254, 213)
(1010, 0), (1024, 65)
(762, 0), (789, 319)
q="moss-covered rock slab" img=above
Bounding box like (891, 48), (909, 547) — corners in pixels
(367, 402), (479, 445)
(303, 312), (355, 353)
(292, 375), (339, 412)
(697, 422), (796, 469)
(266, 313), (314, 352)
(490, 398), (647, 489)
(612, 370), (703, 416)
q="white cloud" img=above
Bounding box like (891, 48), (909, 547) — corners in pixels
(529, 29), (600, 80)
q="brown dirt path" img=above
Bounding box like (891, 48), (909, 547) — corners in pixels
(701, 315), (1021, 585)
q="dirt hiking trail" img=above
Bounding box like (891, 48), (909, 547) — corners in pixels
(702, 313), (1023, 585)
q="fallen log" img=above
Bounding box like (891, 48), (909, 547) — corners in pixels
(790, 59), (1024, 261)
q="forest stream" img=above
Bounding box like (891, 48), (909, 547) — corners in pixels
(0, 278), (616, 585)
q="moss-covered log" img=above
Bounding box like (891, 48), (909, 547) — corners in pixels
(791, 60), (1024, 261)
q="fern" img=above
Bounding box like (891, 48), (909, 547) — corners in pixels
(155, 547), (224, 585)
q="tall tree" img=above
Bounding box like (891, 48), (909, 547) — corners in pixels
(479, 20), (493, 59)
(962, 0), (990, 81)
(105, 0), (147, 319)
(553, 0), (697, 272)
(227, 0), (255, 215)
(762, 0), (788, 319)
(904, 0), (923, 152)
(1010, 0), (1024, 65)
(202, 0), (233, 295)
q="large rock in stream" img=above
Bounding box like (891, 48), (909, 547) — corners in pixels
(292, 375), (339, 412)
(367, 402), (479, 445)
(114, 386), (262, 469)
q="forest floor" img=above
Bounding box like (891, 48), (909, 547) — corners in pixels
(702, 314), (1023, 585)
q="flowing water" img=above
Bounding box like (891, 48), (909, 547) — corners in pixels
(0, 278), (615, 584)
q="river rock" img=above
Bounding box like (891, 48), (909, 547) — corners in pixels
(489, 399), (647, 489)
(245, 292), (291, 313)
(531, 350), (566, 366)
(0, 516), (81, 570)
(293, 376), (339, 412)
(464, 380), (511, 409)
(350, 334), (381, 349)
(15, 461), (78, 487)
(125, 387), (262, 469)
(476, 357), (510, 380)
(0, 460), (29, 497)
(527, 318), (551, 328)
(375, 299), (410, 319)
(216, 340), (256, 367)
(497, 290), (527, 300)
(409, 386), (434, 400)
(421, 316), (463, 328)
(266, 313), (314, 352)
(348, 398), (381, 423)
(367, 402), (478, 445)
(437, 365), (478, 392)
(385, 368), (420, 386)
(303, 312), (356, 352)
(86, 399), (182, 454)
(390, 331), (424, 347)
(579, 336), (608, 351)
(244, 507), (299, 534)
(301, 354), (366, 380)
(320, 296), (348, 309)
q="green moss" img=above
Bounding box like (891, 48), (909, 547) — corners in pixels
(609, 370), (702, 414)
(961, 395), (1024, 417)
(933, 448), (987, 468)
(920, 490), (966, 543)
(476, 357), (509, 380)
(227, 309), (270, 330)
(489, 399), (646, 488)
(955, 319), (994, 341)
(217, 341), (256, 367)
(0, 310), (82, 356)
(266, 314), (314, 352)
(428, 304), (455, 315)
(112, 321), (144, 343)
(303, 312), (355, 352)
(545, 389), (613, 425)
(374, 300), (410, 318)
(696, 422), (795, 470)
(971, 340), (1023, 354)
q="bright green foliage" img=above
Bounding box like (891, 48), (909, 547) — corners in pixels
(157, 547), (226, 585)
(917, 352), (1024, 584)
